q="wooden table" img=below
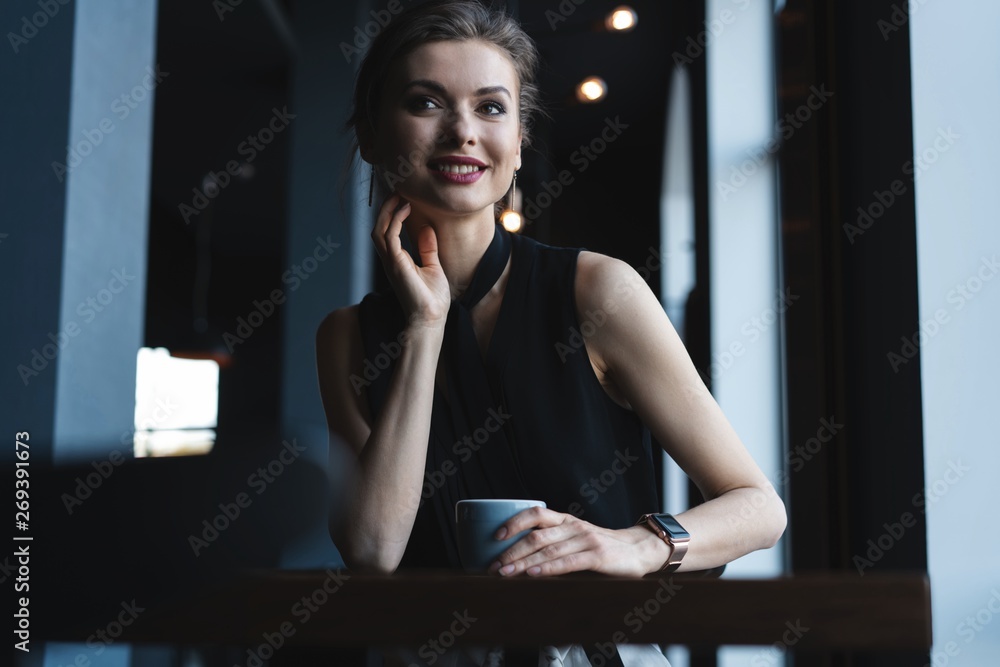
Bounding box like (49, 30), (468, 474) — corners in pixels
(112, 569), (931, 651)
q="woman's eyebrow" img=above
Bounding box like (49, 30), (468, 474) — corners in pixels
(403, 79), (511, 99)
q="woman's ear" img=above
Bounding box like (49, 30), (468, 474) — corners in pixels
(516, 130), (523, 171)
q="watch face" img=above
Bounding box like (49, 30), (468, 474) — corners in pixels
(653, 514), (690, 539)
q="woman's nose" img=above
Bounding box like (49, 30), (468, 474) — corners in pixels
(441, 109), (477, 147)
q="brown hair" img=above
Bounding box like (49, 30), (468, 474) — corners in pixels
(346, 0), (542, 161)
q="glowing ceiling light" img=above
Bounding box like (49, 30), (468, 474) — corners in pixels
(576, 77), (608, 103)
(606, 6), (638, 32)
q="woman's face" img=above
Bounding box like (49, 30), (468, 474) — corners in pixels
(369, 39), (522, 218)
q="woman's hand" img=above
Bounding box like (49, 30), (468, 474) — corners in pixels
(370, 194), (452, 329)
(487, 506), (670, 578)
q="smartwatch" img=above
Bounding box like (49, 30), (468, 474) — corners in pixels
(635, 513), (690, 573)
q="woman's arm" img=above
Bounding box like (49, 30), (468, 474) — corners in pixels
(490, 251), (786, 577)
(316, 307), (445, 574)
(317, 194), (451, 574)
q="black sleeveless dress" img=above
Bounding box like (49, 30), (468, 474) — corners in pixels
(356, 223), (661, 571)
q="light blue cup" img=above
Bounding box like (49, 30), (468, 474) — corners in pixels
(455, 499), (546, 573)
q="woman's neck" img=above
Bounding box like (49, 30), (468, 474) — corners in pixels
(402, 205), (499, 300)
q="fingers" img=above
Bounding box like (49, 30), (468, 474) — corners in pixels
(520, 551), (600, 577)
(370, 194), (410, 264)
(415, 223), (440, 270)
(491, 532), (597, 577)
(495, 506), (566, 541)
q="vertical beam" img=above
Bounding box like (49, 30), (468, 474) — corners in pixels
(778, 0), (929, 665)
(1, 0), (77, 464)
(51, 0), (158, 463)
(279, 0), (371, 567)
(1, 3), (159, 666)
(1, 0), (157, 467)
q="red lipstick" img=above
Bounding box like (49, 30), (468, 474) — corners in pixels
(428, 155), (488, 184)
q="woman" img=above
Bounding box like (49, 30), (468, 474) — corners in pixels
(316, 0), (786, 664)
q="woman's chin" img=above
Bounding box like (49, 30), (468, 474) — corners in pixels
(404, 194), (498, 220)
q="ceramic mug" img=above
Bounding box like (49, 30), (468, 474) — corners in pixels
(455, 499), (546, 573)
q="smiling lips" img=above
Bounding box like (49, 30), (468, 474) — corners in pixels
(428, 156), (487, 184)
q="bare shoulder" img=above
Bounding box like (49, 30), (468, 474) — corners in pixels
(316, 304), (359, 345)
(574, 250), (651, 334)
(316, 305), (362, 375)
(315, 304), (372, 456)
(575, 250), (640, 300)
(573, 250), (649, 409)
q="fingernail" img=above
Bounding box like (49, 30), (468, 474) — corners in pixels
(499, 564), (515, 576)
(495, 527), (507, 540)
(527, 566), (541, 576)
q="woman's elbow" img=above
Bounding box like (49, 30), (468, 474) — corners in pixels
(762, 488), (788, 548)
(347, 554), (401, 575)
(330, 528), (403, 575)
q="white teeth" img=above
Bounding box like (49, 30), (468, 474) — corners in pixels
(434, 163), (482, 174)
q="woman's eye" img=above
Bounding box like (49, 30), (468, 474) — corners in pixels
(479, 101), (506, 115)
(408, 96), (439, 111)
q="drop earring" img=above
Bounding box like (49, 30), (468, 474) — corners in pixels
(499, 169), (520, 230)
(368, 163), (375, 207)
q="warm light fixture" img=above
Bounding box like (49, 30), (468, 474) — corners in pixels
(605, 6), (638, 32)
(576, 77), (608, 103)
(500, 184), (522, 232)
(500, 209), (522, 233)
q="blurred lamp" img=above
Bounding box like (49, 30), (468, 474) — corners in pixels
(576, 77), (608, 103)
(606, 6), (638, 32)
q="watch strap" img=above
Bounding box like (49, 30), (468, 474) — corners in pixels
(636, 512), (690, 573)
